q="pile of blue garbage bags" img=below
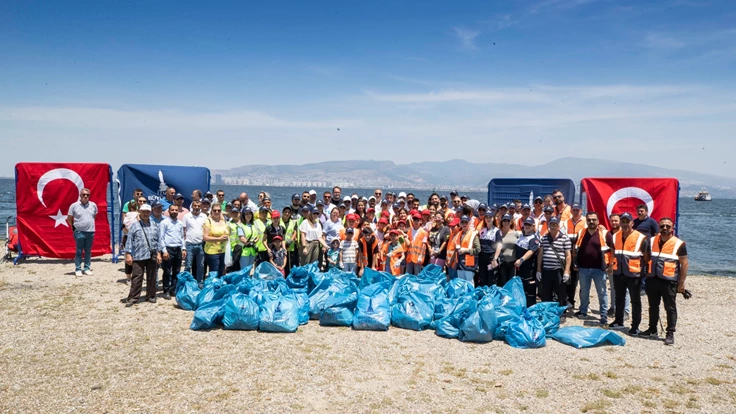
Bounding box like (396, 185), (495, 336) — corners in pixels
(175, 263), (626, 349)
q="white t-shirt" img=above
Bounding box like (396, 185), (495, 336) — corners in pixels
(182, 212), (208, 244)
(340, 239), (359, 264)
(299, 219), (323, 242)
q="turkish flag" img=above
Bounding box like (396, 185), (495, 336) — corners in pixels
(580, 178), (680, 230)
(15, 163), (112, 258)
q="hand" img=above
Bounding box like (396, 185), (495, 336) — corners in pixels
(536, 271), (542, 282)
(156, 253), (162, 265)
(563, 273), (570, 283)
(220, 235), (229, 241)
(182, 250), (187, 260)
(302, 247), (308, 255)
(514, 259), (521, 268)
(125, 253), (133, 266)
(162, 251), (169, 261)
(490, 259), (498, 270)
(677, 284), (685, 294)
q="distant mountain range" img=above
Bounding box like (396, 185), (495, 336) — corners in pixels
(213, 157), (736, 198)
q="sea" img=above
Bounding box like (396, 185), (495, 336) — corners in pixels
(1, 179), (734, 277)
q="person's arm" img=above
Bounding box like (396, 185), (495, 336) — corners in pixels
(124, 223), (134, 265)
(564, 248), (572, 275)
(338, 248), (344, 267)
(678, 255), (688, 293)
(66, 204), (75, 229)
(372, 244), (379, 269)
(605, 232), (615, 276)
(536, 244), (544, 274)
(159, 221), (168, 258)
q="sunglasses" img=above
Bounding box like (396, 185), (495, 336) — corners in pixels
(212, 209), (222, 213)
(534, 201), (542, 204)
(375, 192), (382, 195)
(81, 194), (90, 197)
(660, 225), (672, 229)
(553, 195), (563, 199)
(587, 219), (598, 222)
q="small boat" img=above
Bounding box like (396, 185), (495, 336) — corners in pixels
(694, 189), (712, 201)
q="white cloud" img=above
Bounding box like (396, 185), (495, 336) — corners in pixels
(453, 27), (479, 52)
(643, 32), (687, 49)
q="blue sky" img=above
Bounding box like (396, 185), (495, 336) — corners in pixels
(1, 0), (735, 177)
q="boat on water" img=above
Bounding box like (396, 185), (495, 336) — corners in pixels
(694, 188), (712, 201)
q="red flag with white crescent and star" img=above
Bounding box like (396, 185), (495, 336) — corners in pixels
(15, 163), (112, 258)
(580, 178), (680, 231)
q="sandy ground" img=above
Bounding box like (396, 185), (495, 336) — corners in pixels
(1, 256), (735, 414)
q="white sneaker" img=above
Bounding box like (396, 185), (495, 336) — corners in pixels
(83, 270), (94, 276)
(75, 270), (83, 277)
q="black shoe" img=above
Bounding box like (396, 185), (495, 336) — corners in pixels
(609, 322), (625, 329)
(147, 298), (156, 304)
(574, 311), (587, 318)
(628, 327), (640, 336)
(163, 292), (171, 300)
(664, 332), (674, 346)
(607, 308), (614, 317)
(124, 300), (135, 307)
(638, 328), (658, 338)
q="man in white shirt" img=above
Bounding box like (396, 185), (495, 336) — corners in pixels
(182, 200), (208, 284)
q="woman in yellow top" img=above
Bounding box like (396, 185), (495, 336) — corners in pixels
(203, 205), (229, 277)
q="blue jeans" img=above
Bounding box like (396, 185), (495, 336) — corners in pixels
(239, 255), (255, 270)
(73, 230), (94, 271)
(457, 270), (475, 287)
(579, 268), (609, 323)
(205, 253), (225, 278)
(185, 242), (205, 283)
(343, 262), (356, 273)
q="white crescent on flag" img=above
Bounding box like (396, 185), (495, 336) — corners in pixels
(606, 187), (654, 217)
(37, 168), (85, 208)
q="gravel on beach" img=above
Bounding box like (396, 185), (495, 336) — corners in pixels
(1, 256), (735, 413)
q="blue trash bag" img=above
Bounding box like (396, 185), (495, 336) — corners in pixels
(417, 263), (446, 283)
(254, 262), (285, 281)
(267, 278), (290, 295)
(235, 277), (257, 294)
(442, 278), (474, 299)
(551, 326), (626, 349)
(212, 284), (237, 302)
(206, 271), (220, 283)
(489, 285), (525, 339)
(353, 282), (391, 331)
(459, 296), (497, 343)
(302, 262), (326, 292)
(292, 292), (310, 325)
(389, 276), (446, 305)
(222, 293), (260, 330)
(502, 276), (527, 311)
(190, 299), (227, 330)
(324, 283), (359, 310)
(307, 276), (335, 319)
(527, 302), (567, 335)
(433, 297), (459, 322)
(196, 278), (225, 307)
(286, 266), (310, 292)
(175, 271), (200, 311)
(221, 265), (252, 285)
(259, 295), (300, 333)
(391, 291), (434, 331)
(320, 306), (354, 326)
(308, 276), (358, 319)
(504, 312), (547, 349)
(360, 267), (396, 289)
(434, 296), (476, 338)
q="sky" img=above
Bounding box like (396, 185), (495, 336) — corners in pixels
(1, 0), (735, 177)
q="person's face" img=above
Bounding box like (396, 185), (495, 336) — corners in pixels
(544, 211), (552, 220)
(619, 218), (631, 231)
(264, 199), (271, 209)
(283, 209), (292, 220)
(137, 196), (147, 207)
(407, 195), (414, 203)
(553, 192), (564, 205)
(534, 200), (543, 209)
(374, 189), (382, 199)
(610, 216), (620, 229)
(191, 191), (199, 200)
(412, 217), (422, 228)
(484, 215), (493, 225)
(429, 205), (436, 214)
(452, 198), (461, 208)
(302, 193), (310, 203)
(233, 200), (241, 209)
(398, 210), (407, 220)
(369, 199), (376, 208)
(386, 194), (393, 202)
(230, 210), (239, 221)
(206, 193), (213, 201)
(331, 209), (340, 220)
(366, 210), (375, 218)
(411, 200), (420, 209)
(333, 188), (341, 199)
(440, 199), (448, 208)
(192, 201), (201, 213)
(259, 211), (268, 221)
(134, 190), (143, 198)
(139, 210), (151, 220)
(245, 212), (253, 222)
(430, 195), (439, 205)
(362, 227), (372, 239)
(153, 206), (163, 217)
(344, 201), (351, 209)
(522, 208), (530, 217)
(345, 232), (353, 240)
(202, 203), (210, 212)
(659, 220), (673, 236)
(258, 192), (265, 201)
(79, 190), (91, 203)
(323, 193), (332, 203)
(167, 188), (176, 198)
(637, 208), (647, 219)
(310, 194), (317, 203)
(572, 208), (581, 218)
(586, 215), (598, 229)
(549, 222), (559, 233)
(398, 223), (406, 231)
(523, 222), (534, 234)
(338, 205), (346, 216)
(239, 193), (247, 202)
(502, 219), (511, 229)
(211, 206), (222, 217)
(478, 208), (487, 217)
(216, 192), (225, 201)
(357, 201), (365, 211)
(460, 220), (469, 230)
(274, 239), (283, 248)
(390, 233), (398, 242)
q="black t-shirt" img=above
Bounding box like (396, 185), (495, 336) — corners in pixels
(633, 217), (659, 238)
(265, 224), (285, 248)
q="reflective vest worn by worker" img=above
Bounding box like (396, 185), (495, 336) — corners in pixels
(455, 230), (478, 271)
(405, 227), (428, 265)
(612, 230), (646, 277)
(228, 221), (244, 249)
(281, 218), (298, 252)
(253, 219), (269, 252)
(382, 242), (404, 276)
(240, 223), (257, 257)
(445, 228), (461, 268)
(358, 235), (379, 268)
(575, 228), (612, 269)
(648, 235), (684, 281)
(565, 217), (585, 243)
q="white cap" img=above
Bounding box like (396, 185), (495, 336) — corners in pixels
(343, 196), (351, 202)
(139, 204), (152, 212)
(369, 196), (375, 201)
(309, 190), (317, 196)
(398, 192), (407, 198)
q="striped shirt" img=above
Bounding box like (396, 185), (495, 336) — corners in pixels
(540, 231), (572, 270)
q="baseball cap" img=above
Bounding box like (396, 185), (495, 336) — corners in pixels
(499, 204), (508, 210)
(331, 239), (340, 245)
(522, 204), (531, 210)
(572, 203), (582, 210)
(440, 195), (448, 201)
(380, 211), (390, 217)
(421, 209), (431, 216)
(351, 195), (359, 201)
(367, 207), (375, 213)
(139, 204), (151, 212)
(478, 203), (488, 210)
(174, 193), (184, 200)
(398, 198), (406, 204)
(501, 214), (512, 221)
(449, 218), (460, 226)
(259, 206), (269, 212)
(270, 210), (281, 219)
(272, 235), (283, 241)
(205, 191), (213, 196)
(460, 215), (470, 222)
(507, 203), (517, 210)
(460, 195), (468, 200)
(282, 206), (292, 212)
(397, 220), (407, 226)
(316, 200), (324, 206)
(292, 193), (300, 200)
(151, 200), (163, 209)
(361, 196), (368, 202)
(450, 190), (458, 197)
(534, 196), (543, 202)
(411, 213), (422, 220)
(347, 214), (357, 221)
(262, 197), (271, 202)
(389, 229), (400, 236)
(543, 206), (554, 213)
(524, 217), (536, 225)
(369, 196), (375, 201)
(491, 203), (498, 211)
(346, 227), (354, 234)
(398, 192), (407, 199)
(620, 212), (633, 221)
(343, 196), (351, 202)
(301, 205), (311, 212)
(310, 206), (319, 214)
(549, 217), (560, 224)
(392, 203), (401, 209)
(484, 210), (494, 217)
(242, 206), (254, 214)
(381, 199), (389, 205)
(202, 198), (211, 205)
(378, 217), (389, 224)
(309, 190), (317, 196)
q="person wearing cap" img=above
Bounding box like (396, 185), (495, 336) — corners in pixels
(238, 206), (258, 269)
(224, 203), (234, 219)
(289, 194), (303, 220)
(475, 204), (488, 230)
(165, 193), (189, 218)
(231, 199), (241, 212)
(507, 204), (519, 228)
(202, 202), (229, 277)
(123, 203), (162, 307)
(514, 204), (533, 232)
(339, 213), (359, 240)
(338, 227), (359, 273)
(420, 209), (432, 228)
(477, 210), (502, 286)
(263, 210), (285, 258)
(564, 203), (586, 309)
(150, 200), (165, 226)
(300, 206), (327, 267)
(452, 215), (480, 286)
(342, 196), (354, 214)
(497, 213), (522, 287)
(308, 190), (318, 205)
(439, 195), (449, 212)
(572, 212), (615, 327)
(326, 238), (342, 270)
(224, 207), (244, 272)
(379, 199), (392, 218)
(444, 217), (462, 279)
(268, 235), (288, 276)
(536, 216), (572, 308)
(159, 204), (186, 299)
(262, 197), (273, 212)
(404, 211), (429, 275)
(252, 206), (271, 268)
(314, 200), (328, 224)
(538, 206), (555, 237)
(381, 229), (405, 276)
(531, 196), (544, 220)
(160, 187), (176, 211)
(514, 217), (542, 306)
(279, 207), (299, 274)
(375, 216), (389, 246)
(365, 207), (377, 227)
(608, 212), (649, 333)
(182, 200), (207, 285)
(200, 198), (211, 216)
(427, 212), (451, 268)
(204, 190), (214, 203)
(357, 222), (380, 274)
(641, 217), (688, 346)
(368, 196), (377, 210)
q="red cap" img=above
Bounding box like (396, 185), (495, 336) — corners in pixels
(347, 213), (357, 221)
(450, 218), (460, 226)
(389, 229), (400, 236)
(397, 220), (406, 226)
(409, 209), (419, 216)
(273, 235), (283, 241)
(271, 211), (281, 219)
(411, 212), (422, 220)
(421, 209), (431, 216)
(367, 207), (375, 213)
(381, 211), (390, 217)
(378, 217), (389, 224)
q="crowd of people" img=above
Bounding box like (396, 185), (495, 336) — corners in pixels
(67, 185), (689, 345)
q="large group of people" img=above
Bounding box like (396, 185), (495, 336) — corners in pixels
(67, 185), (689, 345)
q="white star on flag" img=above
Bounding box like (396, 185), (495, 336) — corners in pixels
(49, 209), (69, 228)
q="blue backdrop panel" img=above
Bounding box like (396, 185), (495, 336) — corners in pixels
(117, 164), (211, 212)
(487, 178), (575, 206)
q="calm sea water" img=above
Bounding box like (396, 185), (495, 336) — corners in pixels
(1, 180), (733, 276)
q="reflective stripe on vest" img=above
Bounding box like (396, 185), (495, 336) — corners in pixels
(228, 222), (243, 249)
(566, 218), (585, 242)
(446, 229), (461, 268)
(576, 228), (612, 266)
(612, 230), (645, 277)
(254, 220), (268, 252)
(457, 230), (477, 269)
(406, 227), (427, 264)
(649, 235), (683, 281)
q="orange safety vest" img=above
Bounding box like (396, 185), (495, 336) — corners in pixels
(556, 204), (572, 222)
(538, 220), (549, 237)
(382, 242), (404, 276)
(406, 227), (428, 264)
(358, 236), (379, 268)
(612, 230), (645, 277)
(649, 235), (684, 281)
(456, 229), (478, 270)
(446, 228), (461, 268)
(575, 228), (612, 267)
(566, 217), (586, 242)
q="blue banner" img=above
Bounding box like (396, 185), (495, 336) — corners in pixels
(487, 178), (576, 206)
(116, 164), (210, 213)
